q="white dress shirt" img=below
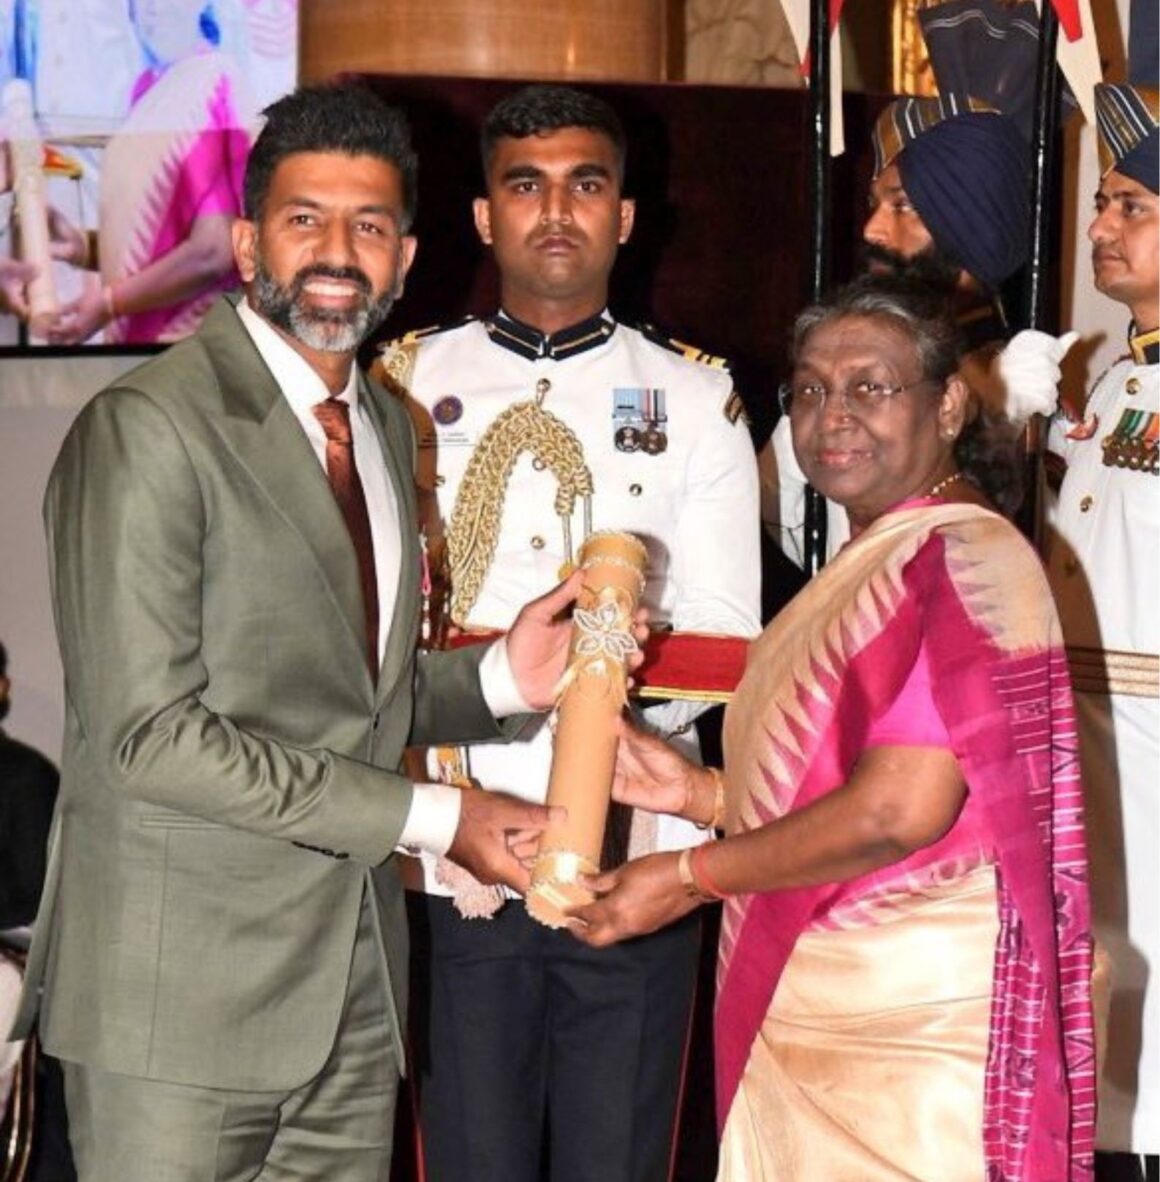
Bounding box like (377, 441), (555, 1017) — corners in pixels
(236, 300), (528, 855)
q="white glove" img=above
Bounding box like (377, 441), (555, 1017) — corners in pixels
(996, 329), (1080, 425)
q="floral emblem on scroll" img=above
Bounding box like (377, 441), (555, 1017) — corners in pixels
(573, 599), (640, 663)
(554, 591), (640, 708)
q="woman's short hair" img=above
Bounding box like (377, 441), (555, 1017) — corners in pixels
(791, 273), (963, 382)
(790, 274), (1026, 517)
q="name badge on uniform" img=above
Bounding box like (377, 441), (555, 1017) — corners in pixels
(426, 394), (475, 449)
(612, 387), (668, 455)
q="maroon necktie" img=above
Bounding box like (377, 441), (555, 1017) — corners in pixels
(313, 397), (379, 678)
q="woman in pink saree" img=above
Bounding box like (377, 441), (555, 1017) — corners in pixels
(48, 0), (253, 345)
(573, 277), (1095, 1181)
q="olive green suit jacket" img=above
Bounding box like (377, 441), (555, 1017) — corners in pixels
(14, 298), (506, 1091)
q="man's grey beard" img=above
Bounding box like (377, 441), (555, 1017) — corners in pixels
(251, 257), (399, 353)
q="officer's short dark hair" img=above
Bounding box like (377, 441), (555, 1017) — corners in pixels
(243, 83), (418, 230)
(481, 84), (627, 180)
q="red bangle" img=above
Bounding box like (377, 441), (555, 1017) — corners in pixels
(689, 842), (729, 900)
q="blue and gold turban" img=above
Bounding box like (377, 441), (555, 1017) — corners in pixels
(1095, 83), (1159, 193)
(871, 97), (1031, 292)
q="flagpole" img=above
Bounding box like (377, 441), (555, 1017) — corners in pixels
(1018, 0), (1061, 547)
(803, 0), (832, 576)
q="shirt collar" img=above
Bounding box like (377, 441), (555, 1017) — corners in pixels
(1129, 324), (1159, 366)
(483, 308), (616, 362)
(236, 298), (360, 412)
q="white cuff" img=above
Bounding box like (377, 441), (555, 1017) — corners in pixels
(398, 782), (462, 857)
(479, 636), (533, 718)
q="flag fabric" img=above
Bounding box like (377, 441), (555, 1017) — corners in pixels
(1048, 0), (1082, 41)
(775, 0), (847, 155)
(1049, 0), (1100, 124)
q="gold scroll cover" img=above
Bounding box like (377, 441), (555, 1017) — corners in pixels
(526, 530), (647, 929)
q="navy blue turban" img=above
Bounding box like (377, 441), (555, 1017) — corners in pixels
(896, 109), (1031, 292)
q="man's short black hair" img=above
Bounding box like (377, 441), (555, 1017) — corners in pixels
(481, 84), (627, 180)
(243, 83), (418, 230)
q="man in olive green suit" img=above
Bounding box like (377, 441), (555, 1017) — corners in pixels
(11, 85), (582, 1181)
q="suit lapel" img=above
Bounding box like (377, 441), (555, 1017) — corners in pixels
(199, 300), (371, 685)
(361, 373), (421, 698)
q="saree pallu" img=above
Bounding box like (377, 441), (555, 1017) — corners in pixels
(718, 502), (1095, 1181)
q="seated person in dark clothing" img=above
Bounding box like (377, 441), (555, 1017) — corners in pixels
(1, 641), (75, 1182)
(0, 642), (59, 931)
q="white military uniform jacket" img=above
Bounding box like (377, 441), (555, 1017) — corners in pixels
(1046, 328), (1159, 1153)
(379, 311), (762, 898)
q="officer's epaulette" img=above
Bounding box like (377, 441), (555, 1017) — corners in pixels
(636, 322), (730, 371)
(379, 315), (475, 354)
(375, 317), (476, 394)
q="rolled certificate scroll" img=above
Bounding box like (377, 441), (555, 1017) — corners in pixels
(2, 79), (58, 334)
(526, 530), (647, 929)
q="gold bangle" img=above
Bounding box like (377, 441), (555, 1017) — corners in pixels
(677, 848), (710, 900)
(693, 767), (726, 831)
(83, 229), (99, 271)
(102, 283), (119, 322)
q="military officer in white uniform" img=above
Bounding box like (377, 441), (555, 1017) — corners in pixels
(1045, 82), (1159, 1182)
(376, 85), (760, 1182)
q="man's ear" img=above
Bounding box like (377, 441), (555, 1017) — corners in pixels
(473, 197), (493, 246)
(392, 235), (419, 299)
(232, 218), (257, 283)
(618, 198), (636, 245)
(399, 235), (418, 280)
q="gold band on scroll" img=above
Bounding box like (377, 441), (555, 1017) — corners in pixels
(526, 850), (602, 930)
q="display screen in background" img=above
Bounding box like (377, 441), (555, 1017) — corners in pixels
(0, 0), (298, 350)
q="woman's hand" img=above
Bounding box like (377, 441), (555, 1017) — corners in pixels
(612, 717), (706, 820)
(45, 272), (108, 344)
(567, 852), (701, 947)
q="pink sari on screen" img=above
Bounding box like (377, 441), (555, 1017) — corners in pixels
(717, 501), (1095, 1181)
(99, 52), (253, 344)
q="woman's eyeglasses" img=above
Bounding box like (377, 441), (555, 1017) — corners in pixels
(778, 377), (938, 417)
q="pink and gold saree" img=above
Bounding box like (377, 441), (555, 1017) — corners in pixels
(717, 501), (1094, 1181)
(100, 53), (253, 344)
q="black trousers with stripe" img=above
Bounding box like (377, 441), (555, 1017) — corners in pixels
(406, 893), (702, 1182)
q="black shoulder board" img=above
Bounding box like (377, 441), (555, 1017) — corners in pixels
(636, 322), (730, 370)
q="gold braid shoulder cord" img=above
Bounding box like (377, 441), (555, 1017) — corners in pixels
(446, 378), (594, 627)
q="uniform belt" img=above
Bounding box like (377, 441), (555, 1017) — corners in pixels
(634, 630), (748, 701)
(1067, 645), (1160, 698)
(448, 628), (750, 702)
